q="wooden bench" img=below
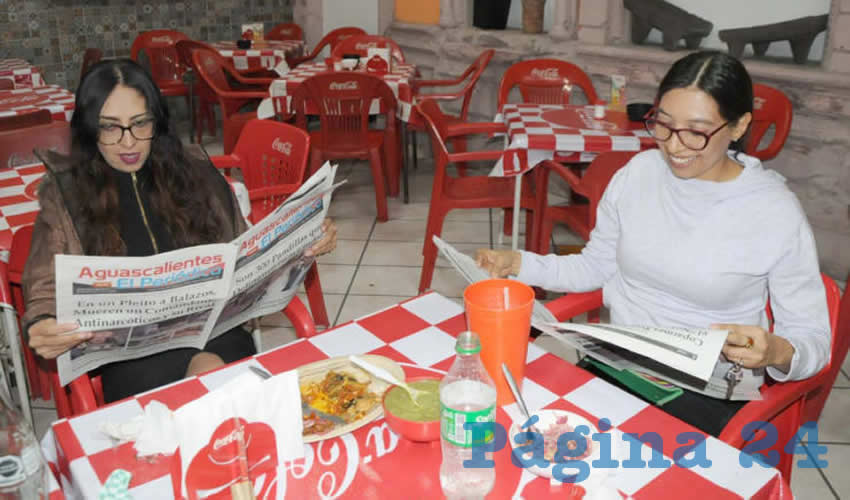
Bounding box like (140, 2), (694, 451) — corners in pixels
(718, 15), (828, 65)
(623, 0), (713, 51)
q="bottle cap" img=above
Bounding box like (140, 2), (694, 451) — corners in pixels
(456, 331), (481, 355)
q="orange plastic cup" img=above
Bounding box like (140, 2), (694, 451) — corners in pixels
(464, 279), (534, 406)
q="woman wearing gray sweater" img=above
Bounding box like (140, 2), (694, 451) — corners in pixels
(476, 51), (829, 436)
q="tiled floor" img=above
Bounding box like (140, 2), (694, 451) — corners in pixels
(28, 120), (850, 498)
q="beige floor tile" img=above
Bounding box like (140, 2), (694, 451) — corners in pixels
(430, 266), (470, 298)
(34, 407), (58, 440)
(313, 264), (357, 294)
(335, 295), (415, 324)
(809, 442), (849, 498)
(349, 265), (420, 296)
(790, 457), (836, 499)
(360, 240), (484, 268)
(370, 219), (428, 242)
(329, 190), (381, 219)
(294, 292), (346, 327)
(317, 239), (367, 265)
(814, 387), (850, 443)
(387, 200), (431, 220)
(333, 217), (375, 240)
(259, 326), (298, 352)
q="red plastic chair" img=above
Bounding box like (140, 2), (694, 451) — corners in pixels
(130, 30), (190, 99)
(545, 273), (842, 483)
(293, 72), (398, 222)
(266, 23), (304, 42)
(79, 48), (103, 83)
(288, 26), (367, 68)
(210, 119), (330, 328)
(497, 58), (602, 109)
(533, 151), (637, 253)
(746, 83), (792, 162)
(331, 35), (406, 63)
(12, 222), (318, 418)
(405, 49), (495, 188)
(416, 98), (538, 293)
(176, 40), (222, 144)
(192, 48), (273, 154)
(0, 121), (70, 169)
(0, 80), (12, 90)
(0, 109), (52, 133)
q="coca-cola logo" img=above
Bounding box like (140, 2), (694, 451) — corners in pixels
(530, 68), (561, 80)
(754, 96), (765, 110)
(151, 36), (174, 44)
(355, 42), (378, 50)
(272, 137), (292, 155)
(208, 418), (251, 463)
(329, 81), (358, 90)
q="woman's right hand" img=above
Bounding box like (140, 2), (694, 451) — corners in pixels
(28, 318), (93, 359)
(475, 249), (522, 278)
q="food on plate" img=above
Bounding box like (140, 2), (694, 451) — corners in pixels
(301, 370), (379, 430)
(302, 412), (335, 436)
(519, 414), (594, 462)
(383, 379), (440, 422)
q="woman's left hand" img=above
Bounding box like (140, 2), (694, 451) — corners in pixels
(305, 218), (338, 257)
(715, 323), (794, 371)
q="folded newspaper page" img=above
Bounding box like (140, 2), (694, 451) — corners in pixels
(54, 163), (339, 386)
(434, 236), (762, 400)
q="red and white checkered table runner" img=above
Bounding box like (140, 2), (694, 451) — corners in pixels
(40, 292), (788, 499)
(0, 59), (45, 89)
(211, 40), (304, 72)
(494, 103), (657, 177)
(0, 85), (74, 122)
(267, 62), (416, 122)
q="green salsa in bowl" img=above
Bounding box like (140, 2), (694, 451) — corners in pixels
(382, 376), (442, 441)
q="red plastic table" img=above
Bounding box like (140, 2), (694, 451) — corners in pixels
(211, 40), (304, 72)
(0, 85), (74, 122)
(40, 292), (790, 499)
(0, 59), (45, 89)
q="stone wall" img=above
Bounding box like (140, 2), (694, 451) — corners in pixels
(388, 0), (850, 280)
(0, 0), (294, 91)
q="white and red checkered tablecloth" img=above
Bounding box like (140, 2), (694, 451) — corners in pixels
(40, 292), (790, 499)
(0, 164), (250, 258)
(0, 85), (74, 122)
(266, 62), (417, 122)
(0, 59), (45, 89)
(211, 40), (304, 72)
(495, 103), (657, 176)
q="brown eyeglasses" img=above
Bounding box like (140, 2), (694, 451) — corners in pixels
(644, 110), (729, 151)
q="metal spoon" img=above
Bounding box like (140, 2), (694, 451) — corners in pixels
(501, 363), (541, 434)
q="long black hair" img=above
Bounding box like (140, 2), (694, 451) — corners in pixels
(655, 50), (753, 154)
(69, 59), (228, 255)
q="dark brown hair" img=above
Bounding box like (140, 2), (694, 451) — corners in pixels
(69, 59), (228, 255)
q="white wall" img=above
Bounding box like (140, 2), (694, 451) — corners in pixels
(504, 0), (830, 61)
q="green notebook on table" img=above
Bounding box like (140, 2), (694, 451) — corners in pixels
(585, 358), (684, 406)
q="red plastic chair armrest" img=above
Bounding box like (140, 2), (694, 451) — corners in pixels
(443, 121), (507, 138)
(69, 375), (99, 415)
(220, 90), (268, 100)
(283, 295), (318, 338)
(209, 154), (243, 170)
(232, 74), (274, 87)
(544, 290), (604, 321)
(412, 75), (468, 91)
(447, 150), (505, 164)
(247, 184), (300, 201)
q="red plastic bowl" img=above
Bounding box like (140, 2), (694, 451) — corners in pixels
(382, 375), (442, 442)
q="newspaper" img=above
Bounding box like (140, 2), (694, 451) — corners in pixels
(54, 163), (339, 386)
(434, 236), (762, 400)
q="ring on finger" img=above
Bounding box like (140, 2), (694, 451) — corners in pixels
(744, 337), (754, 349)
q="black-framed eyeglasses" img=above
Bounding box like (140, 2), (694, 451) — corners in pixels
(644, 111), (729, 151)
(97, 118), (156, 145)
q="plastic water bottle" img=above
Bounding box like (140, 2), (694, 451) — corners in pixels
(0, 399), (47, 499)
(439, 331), (497, 499)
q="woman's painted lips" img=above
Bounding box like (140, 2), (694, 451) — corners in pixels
(119, 153), (141, 165)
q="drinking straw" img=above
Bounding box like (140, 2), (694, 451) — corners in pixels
(503, 287), (510, 311)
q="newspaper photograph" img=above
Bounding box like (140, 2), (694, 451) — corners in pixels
(434, 236), (762, 400)
(53, 163), (339, 386)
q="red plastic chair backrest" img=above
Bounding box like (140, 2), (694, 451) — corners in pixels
(0, 109), (52, 132)
(175, 40), (219, 100)
(498, 58), (600, 109)
(230, 119), (311, 222)
(415, 99), (456, 196)
(746, 83), (792, 162)
(445, 49), (494, 123)
(0, 121), (70, 169)
(292, 72), (398, 152)
(316, 26), (368, 54)
(79, 48), (103, 83)
(581, 151), (637, 230)
(517, 78), (572, 106)
(130, 30), (190, 84)
(191, 48), (239, 98)
(0, 80), (12, 91)
(331, 35), (405, 63)
(267, 22), (304, 41)
(7, 225), (33, 314)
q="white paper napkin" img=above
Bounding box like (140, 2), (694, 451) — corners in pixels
(99, 400), (178, 457)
